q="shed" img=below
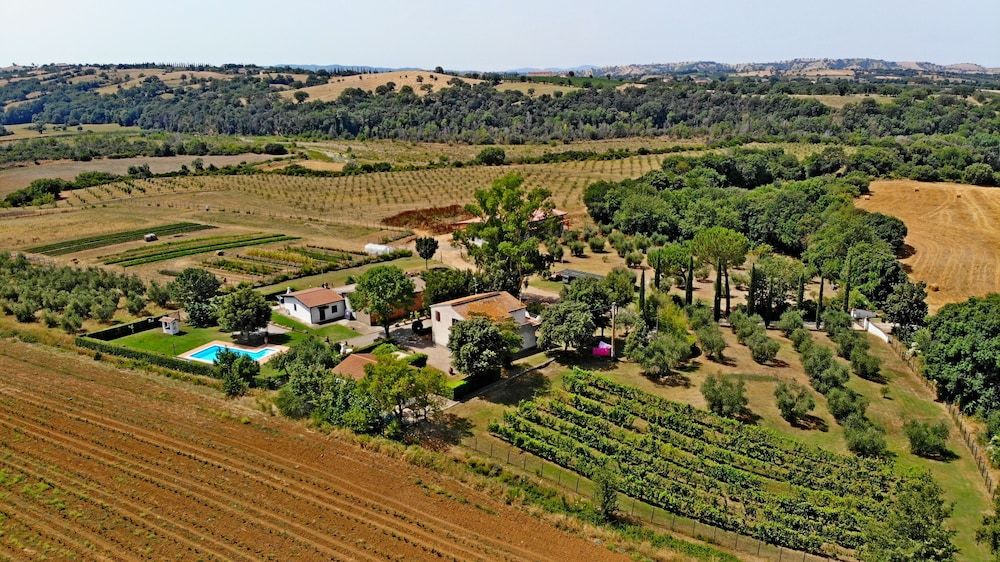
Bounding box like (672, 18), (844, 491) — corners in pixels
(161, 316), (180, 335)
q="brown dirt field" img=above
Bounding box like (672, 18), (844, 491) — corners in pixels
(496, 82), (580, 97)
(0, 340), (627, 561)
(856, 179), (1000, 310)
(0, 154), (277, 194)
(383, 205), (472, 234)
(281, 71), (483, 102)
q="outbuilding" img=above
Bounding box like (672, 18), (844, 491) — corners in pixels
(277, 287), (346, 325)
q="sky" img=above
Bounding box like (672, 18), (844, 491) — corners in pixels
(3, 0), (999, 70)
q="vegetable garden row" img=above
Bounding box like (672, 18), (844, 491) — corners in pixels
(490, 369), (912, 557)
(101, 233), (298, 267)
(25, 222), (213, 256)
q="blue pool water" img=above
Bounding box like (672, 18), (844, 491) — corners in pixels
(189, 344), (277, 364)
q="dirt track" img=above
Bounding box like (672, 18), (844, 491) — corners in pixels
(0, 341), (625, 561)
(857, 179), (1000, 311)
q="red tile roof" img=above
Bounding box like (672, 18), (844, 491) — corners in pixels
(331, 353), (377, 380)
(284, 287), (344, 308)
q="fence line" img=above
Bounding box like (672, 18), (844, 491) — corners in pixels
(465, 436), (836, 562)
(888, 339), (996, 494)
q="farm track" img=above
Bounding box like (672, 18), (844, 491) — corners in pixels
(0, 344), (625, 561)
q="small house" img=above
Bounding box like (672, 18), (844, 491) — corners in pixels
(430, 291), (539, 351)
(160, 316), (180, 335)
(277, 287), (346, 325)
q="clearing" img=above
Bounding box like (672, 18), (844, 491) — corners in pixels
(857, 179), (1000, 310)
(0, 340), (626, 561)
(280, 71), (483, 102)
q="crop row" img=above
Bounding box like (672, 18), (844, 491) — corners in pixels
(103, 234), (298, 267)
(490, 369), (909, 556)
(26, 222), (213, 255)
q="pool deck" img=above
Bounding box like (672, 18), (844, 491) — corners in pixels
(179, 340), (288, 365)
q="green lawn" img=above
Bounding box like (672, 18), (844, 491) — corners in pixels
(270, 312), (360, 341)
(114, 325), (234, 356)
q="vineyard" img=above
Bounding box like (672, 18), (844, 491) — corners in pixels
(25, 222), (213, 256)
(100, 233), (298, 267)
(57, 155), (673, 226)
(203, 244), (403, 285)
(491, 369), (911, 558)
(0, 341), (621, 561)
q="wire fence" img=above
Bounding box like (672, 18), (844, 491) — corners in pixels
(465, 436), (837, 562)
(888, 339), (996, 494)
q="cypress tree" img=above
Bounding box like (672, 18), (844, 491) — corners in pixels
(796, 272), (804, 309)
(713, 259), (722, 321)
(685, 255), (694, 305)
(747, 264), (758, 316)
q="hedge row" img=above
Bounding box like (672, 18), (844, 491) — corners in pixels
(75, 336), (217, 378)
(82, 316), (160, 341)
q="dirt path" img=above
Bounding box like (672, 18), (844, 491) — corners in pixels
(0, 341), (626, 561)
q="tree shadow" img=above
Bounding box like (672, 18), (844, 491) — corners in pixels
(734, 408), (761, 425)
(918, 448), (960, 463)
(769, 358), (790, 368)
(409, 413), (474, 451)
(482, 371), (552, 406)
(898, 243), (917, 259)
(792, 414), (829, 432)
(643, 371), (691, 388)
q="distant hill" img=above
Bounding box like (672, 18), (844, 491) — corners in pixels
(596, 58), (1000, 78)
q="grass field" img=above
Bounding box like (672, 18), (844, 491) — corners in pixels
(857, 179), (1000, 310)
(27, 222), (213, 255)
(789, 94), (895, 108)
(0, 153), (278, 194)
(280, 71), (483, 102)
(496, 81), (580, 96)
(269, 313), (360, 341)
(0, 123), (140, 143)
(0, 340), (623, 561)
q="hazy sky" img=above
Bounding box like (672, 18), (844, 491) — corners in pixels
(4, 0), (999, 69)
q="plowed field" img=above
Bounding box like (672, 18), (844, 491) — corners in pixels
(857, 180), (1000, 311)
(0, 341), (625, 561)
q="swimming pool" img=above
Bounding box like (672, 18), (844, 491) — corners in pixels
(188, 344), (279, 364)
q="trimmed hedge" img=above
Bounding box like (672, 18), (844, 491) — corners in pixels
(76, 336), (216, 378)
(446, 374), (498, 400)
(83, 316), (160, 341)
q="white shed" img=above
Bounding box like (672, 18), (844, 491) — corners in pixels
(161, 316), (180, 335)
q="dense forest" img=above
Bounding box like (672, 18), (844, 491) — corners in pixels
(3, 71), (999, 146)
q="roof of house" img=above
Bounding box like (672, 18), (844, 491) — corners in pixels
(283, 287), (344, 308)
(431, 291), (527, 322)
(554, 268), (604, 281)
(159, 316), (178, 323)
(331, 353), (378, 380)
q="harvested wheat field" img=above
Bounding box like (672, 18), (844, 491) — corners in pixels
(0, 341), (625, 561)
(857, 179), (1000, 310)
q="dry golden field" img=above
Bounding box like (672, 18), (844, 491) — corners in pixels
(789, 94), (895, 109)
(0, 153), (279, 194)
(280, 71), (482, 102)
(495, 81), (580, 96)
(857, 179), (1000, 310)
(0, 123), (139, 143)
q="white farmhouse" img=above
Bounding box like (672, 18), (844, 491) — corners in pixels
(430, 291), (539, 351)
(277, 287), (346, 325)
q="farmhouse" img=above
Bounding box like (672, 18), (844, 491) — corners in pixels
(430, 291), (539, 351)
(277, 286), (345, 325)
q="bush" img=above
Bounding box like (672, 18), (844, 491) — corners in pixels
(701, 374), (748, 419)
(790, 327), (813, 352)
(475, 146), (506, 166)
(904, 420), (950, 458)
(696, 324), (727, 361)
(814, 361), (851, 394)
(588, 235), (606, 252)
(822, 309), (852, 336)
(776, 309), (804, 337)
(827, 387), (868, 421)
(593, 466), (618, 521)
(844, 414), (888, 457)
(625, 251), (644, 268)
(262, 142), (288, 155)
(569, 240), (586, 257)
(775, 382), (815, 423)
(850, 348), (882, 381)
(802, 345), (834, 379)
(746, 332), (780, 364)
(834, 329), (869, 359)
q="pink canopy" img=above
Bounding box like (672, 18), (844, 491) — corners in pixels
(592, 340), (612, 357)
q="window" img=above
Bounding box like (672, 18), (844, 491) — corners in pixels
(435, 311), (440, 322)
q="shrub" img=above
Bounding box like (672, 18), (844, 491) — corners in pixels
(475, 146), (506, 166)
(588, 236), (606, 253)
(687, 305), (713, 331)
(217, 349), (259, 398)
(569, 240), (586, 257)
(746, 332), (780, 364)
(625, 251), (644, 268)
(834, 329), (869, 359)
(775, 382), (815, 423)
(844, 414), (888, 457)
(814, 362), (850, 394)
(851, 349), (882, 381)
(904, 420), (950, 458)
(60, 313), (83, 334)
(697, 324), (727, 361)
(802, 345), (834, 380)
(790, 327), (813, 352)
(777, 309), (804, 337)
(262, 142), (288, 155)
(822, 309), (852, 336)
(593, 466), (618, 521)
(701, 374), (748, 419)
(11, 300), (38, 323)
(827, 387), (868, 421)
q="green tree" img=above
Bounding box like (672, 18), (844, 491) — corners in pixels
(842, 241), (907, 308)
(903, 420), (950, 459)
(215, 348), (260, 398)
(421, 268), (473, 307)
(561, 277), (611, 334)
(453, 172), (558, 295)
(415, 236), (439, 269)
(884, 281), (928, 342)
(592, 465), (618, 521)
(701, 374), (748, 419)
(691, 227), (748, 320)
(923, 295), (1000, 414)
(603, 267), (635, 358)
(859, 474), (957, 561)
(844, 414), (888, 457)
(350, 265), (415, 338)
(359, 355), (447, 428)
(976, 491), (1000, 559)
(293, 91), (310, 104)
(631, 331), (690, 378)
(774, 382), (815, 424)
(539, 300), (595, 351)
(168, 267), (220, 307)
(147, 280), (170, 307)
(216, 285), (271, 340)
(448, 316), (520, 379)
(475, 146), (506, 165)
